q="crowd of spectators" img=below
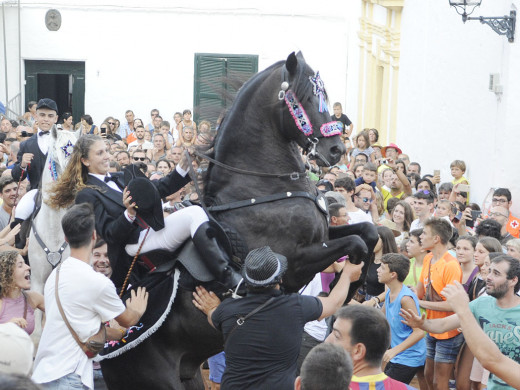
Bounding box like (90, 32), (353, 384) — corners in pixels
(0, 101), (519, 390)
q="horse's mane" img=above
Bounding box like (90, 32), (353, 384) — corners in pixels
(201, 53), (324, 200)
(211, 52), (320, 144)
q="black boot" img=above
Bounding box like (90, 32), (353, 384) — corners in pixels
(192, 221), (242, 289)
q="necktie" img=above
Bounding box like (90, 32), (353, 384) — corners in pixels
(38, 131), (49, 136)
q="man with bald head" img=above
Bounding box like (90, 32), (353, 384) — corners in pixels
(489, 206), (514, 245)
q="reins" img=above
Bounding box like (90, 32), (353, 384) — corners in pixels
(120, 225), (151, 298)
(185, 149), (327, 216)
(192, 149), (306, 180)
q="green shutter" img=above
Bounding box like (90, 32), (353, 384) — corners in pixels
(194, 55), (226, 126)
(194, 54), (258, 127)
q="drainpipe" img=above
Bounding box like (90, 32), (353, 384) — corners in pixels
(2, 2), (9, 109)
(18, 0), (22, 114)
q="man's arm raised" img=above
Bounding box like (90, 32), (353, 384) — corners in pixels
(400, 306), (460, 334)
(442, 281), (520, 389)
(317, 261), (364, 320)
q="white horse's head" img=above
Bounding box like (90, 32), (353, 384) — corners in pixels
(44, 126), (78, 185)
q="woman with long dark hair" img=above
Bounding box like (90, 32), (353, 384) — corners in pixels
(48, 135), (239, 289)
(353, 226), (398, 306)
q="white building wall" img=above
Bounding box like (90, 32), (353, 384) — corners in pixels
(398, 0), (520, 214)
(1, 0), (361, 126)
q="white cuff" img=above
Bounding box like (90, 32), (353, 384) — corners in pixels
(175, 164), (188, 177)
(124, 210), (136, 223)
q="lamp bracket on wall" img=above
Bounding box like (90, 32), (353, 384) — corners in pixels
(449, 1), (516, 42)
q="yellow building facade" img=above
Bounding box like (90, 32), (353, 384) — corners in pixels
(357, 0), (403, 145)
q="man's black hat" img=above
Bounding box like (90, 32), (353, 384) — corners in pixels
(127, 177), (164, 231)
(242, 246), (288, 287)
(36, 98), (58, 113)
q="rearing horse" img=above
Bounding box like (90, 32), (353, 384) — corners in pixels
(100, 52), (377, 390)
(204, 51), (378, 292)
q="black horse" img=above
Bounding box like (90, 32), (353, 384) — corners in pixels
(100, 52), (378, 390)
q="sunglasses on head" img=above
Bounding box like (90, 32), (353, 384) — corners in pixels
(133, 157), (146, 161)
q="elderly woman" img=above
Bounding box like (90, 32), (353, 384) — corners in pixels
(0, 251), (44, 334)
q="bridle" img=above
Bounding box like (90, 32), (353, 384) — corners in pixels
(278, 65), (342, 168)
(30, 130), (73, 269)
(185, 65), (338, 217)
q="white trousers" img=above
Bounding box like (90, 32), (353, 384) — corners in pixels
(14, 188), (38, 220)
(125, 205), (208, 256)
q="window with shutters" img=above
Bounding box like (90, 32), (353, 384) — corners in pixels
(193, 53), (258, 127)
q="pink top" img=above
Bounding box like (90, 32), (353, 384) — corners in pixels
(0, 294), (35, 335)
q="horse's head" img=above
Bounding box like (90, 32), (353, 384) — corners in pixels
(46, 127), (78, 182)
(277, 52), (346, 167)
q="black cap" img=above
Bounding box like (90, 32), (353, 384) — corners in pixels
(36, 98), (58, 113)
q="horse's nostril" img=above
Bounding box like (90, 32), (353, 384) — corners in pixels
(330, 146), (343, 157)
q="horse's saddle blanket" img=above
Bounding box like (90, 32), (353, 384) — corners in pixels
(95, 268), (180, 361)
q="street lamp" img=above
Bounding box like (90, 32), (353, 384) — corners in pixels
(449, 0), (516, 42)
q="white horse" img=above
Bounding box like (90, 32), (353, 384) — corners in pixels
(28, 127), (77, 343)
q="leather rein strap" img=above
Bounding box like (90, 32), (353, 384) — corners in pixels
(193, 150), (306, 180)
(206, 191), (327, 216)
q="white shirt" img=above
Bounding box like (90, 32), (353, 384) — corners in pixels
(348, 208), (374, 225)
(37, 128), (51, 155)
(89, 172), (121, 192)
(410, 218), (424, 231)
(32, 257), (125, 389)
(88, 166), (188, 223)
(300, 273), (327, 341)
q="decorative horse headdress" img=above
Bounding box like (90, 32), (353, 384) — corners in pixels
(279, 72), (342, 139)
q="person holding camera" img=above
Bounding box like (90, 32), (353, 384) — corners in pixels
(32, 203), (148, 390)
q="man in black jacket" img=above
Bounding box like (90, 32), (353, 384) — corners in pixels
(12, 98), (58, 191)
